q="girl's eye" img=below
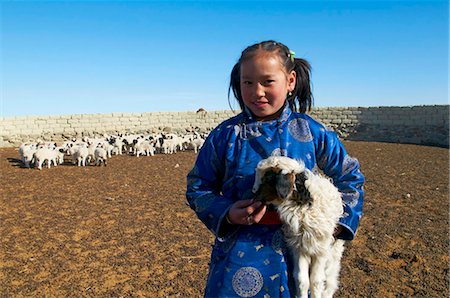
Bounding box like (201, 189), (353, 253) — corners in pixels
(242, 81), (252, 85)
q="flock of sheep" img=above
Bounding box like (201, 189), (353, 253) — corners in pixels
(17, 131), (207, 170)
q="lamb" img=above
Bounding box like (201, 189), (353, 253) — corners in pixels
(252, 156), (345, 298)
(33, 147), (60, 170)
(54, 147), (65, 165)
(159, 134), (178, 154)
(94, 145), (108, 166)
(85, 139), (100, 164)
(18, 142), (37, 168)
(121, 134), (140, 154)
(190, 138), (204, 153)
(69, 143), (89, 166)
(165, 133), (184, 152)
(109, 136), (124, 155)
(181, 134), (195, 150)
(188, 132), (205, 153)
(134, 138), (155, 157)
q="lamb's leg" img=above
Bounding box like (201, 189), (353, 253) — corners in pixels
(309, 255), (326, 298)
(298, 253), (311, 298)
(323, 240), (345, 298)
(291, 252), (301, 298)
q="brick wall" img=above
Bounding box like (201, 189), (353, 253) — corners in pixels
(0, 105), (448, 148)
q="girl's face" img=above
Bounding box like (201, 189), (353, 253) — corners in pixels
(240, 52), (296, 121)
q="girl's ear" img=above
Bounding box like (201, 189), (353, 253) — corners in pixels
(288, 70), (296, 91)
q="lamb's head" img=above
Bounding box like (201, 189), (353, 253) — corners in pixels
(252, 156), (312, 206)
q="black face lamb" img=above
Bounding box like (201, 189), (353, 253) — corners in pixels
(252, 155), (309, 206)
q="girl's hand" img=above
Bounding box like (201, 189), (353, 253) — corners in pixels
(333, 225), (343, 238)
(227, 199), (267, 225)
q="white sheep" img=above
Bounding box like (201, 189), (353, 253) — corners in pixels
(54, 147), (65, 165)
(18, 142), (37, 168)
(94, 146), (108, 166)
(134, 138), (155, 157)
(163, 133), (183, 153)
(253, 156), (345, 298)
(33, 147), (60, 170)
(69, 143), (89, 166)
(189, 137), (205, 153)
(160, 135), (178, 154)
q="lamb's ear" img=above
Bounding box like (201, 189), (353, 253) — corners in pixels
(295, 172), (308, 186)
(294, 172), (312, 204)
(252, 169), (262, 193)
(276, 172), (295, 199)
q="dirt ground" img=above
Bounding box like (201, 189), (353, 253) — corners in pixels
(0, 141), (448, 297)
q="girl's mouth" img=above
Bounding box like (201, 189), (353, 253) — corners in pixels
(253, 101), (269, 108)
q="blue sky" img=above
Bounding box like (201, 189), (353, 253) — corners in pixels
(1, 0), (448, 117)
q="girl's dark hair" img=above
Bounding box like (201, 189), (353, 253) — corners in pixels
(228, 40), (313, 113)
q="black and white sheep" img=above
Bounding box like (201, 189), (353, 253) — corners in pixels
(253, 156), (345, 298)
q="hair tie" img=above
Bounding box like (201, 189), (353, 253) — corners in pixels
(288, 50), (295, 62)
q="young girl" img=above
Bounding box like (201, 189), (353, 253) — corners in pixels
(186, 40), (364, 297)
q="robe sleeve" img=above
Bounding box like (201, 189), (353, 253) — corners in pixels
(186, 129), (239, 240)
(315, 127), (365, 241)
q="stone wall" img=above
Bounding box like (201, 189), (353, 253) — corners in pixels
(309, 105), (449, 147)
(0, 105), (448, 148)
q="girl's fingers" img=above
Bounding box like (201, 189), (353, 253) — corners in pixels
(233, 199), (255, 208)
(247, 201), (262, 213)
(229, 200), (265, 225)
(250, 204), (267, 223)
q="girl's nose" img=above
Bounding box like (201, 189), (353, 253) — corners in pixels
(255, 83), (265, 97)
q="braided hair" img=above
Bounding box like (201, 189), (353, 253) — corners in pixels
(228, 40), (313, 113)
